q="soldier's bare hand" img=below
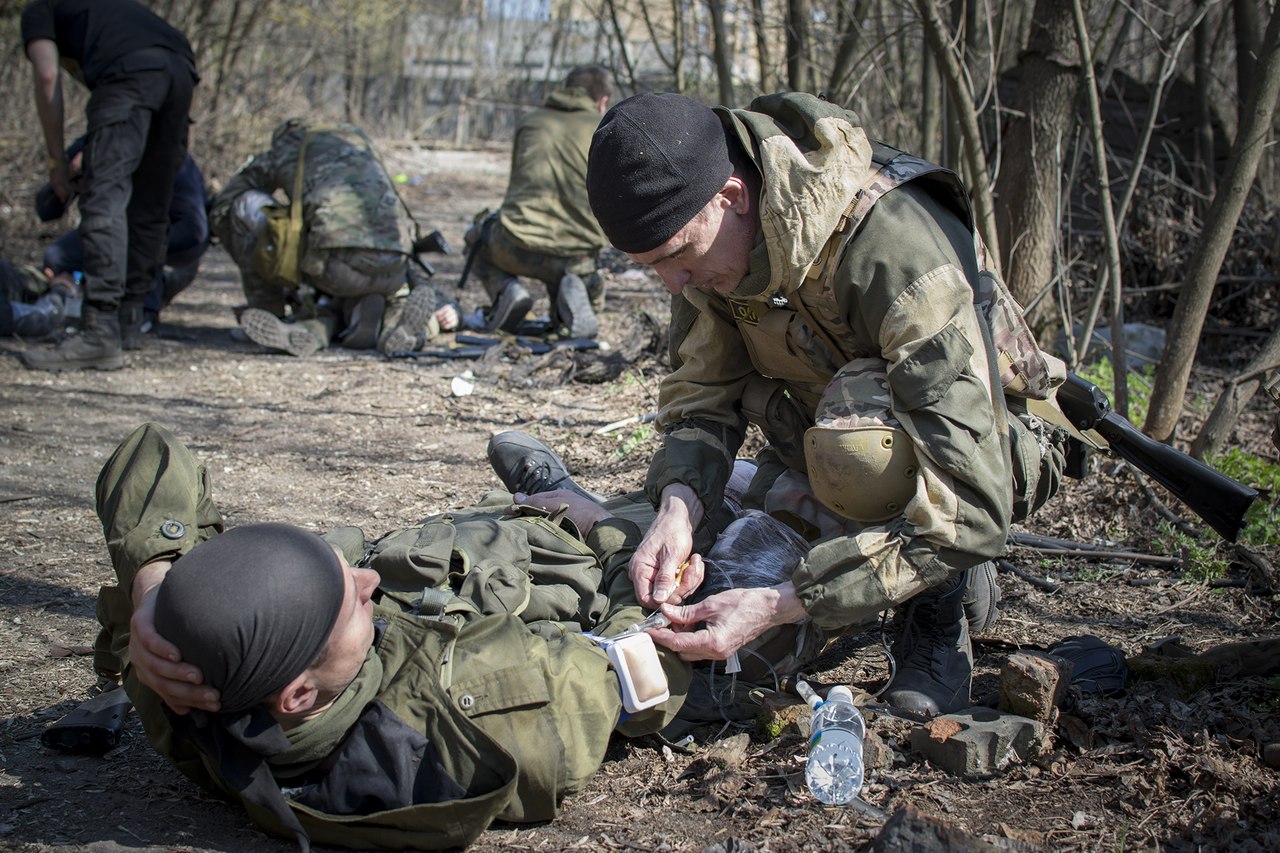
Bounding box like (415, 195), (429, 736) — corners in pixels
(648, 583), (807, 661)
(629, 508), (694, 608)
(129, 561), (220, 714)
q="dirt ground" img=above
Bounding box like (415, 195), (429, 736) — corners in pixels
(1, 148), (1278, 853)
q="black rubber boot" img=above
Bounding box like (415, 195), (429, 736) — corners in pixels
(882, 569), (979, 716)
(21, 305), (124, 371)
(554, 274), (598, 339)
(962, 560), (1001, 633)
(486, 431), (602, 501)
(339, 294), (385, 350)
(484, 279), (533, 334)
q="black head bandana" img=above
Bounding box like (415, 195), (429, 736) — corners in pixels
(155, 522), (346, 713)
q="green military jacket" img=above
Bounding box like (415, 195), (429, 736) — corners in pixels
(498, 88), (607, 258)
(646, 93), (1014, 631)
(94, 424), (688, 850)
(209, 119), (416, 257)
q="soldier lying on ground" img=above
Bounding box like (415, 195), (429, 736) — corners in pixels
(0, 258), (80, 340)
(90, 423), (689, 851)
(209, 118), (451, 358)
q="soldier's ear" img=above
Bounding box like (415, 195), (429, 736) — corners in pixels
(271, 673), (320, 718)
(718, 175), (752, 215)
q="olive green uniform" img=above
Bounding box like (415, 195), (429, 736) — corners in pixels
(93, 423), (688, 849)
(648, 94), (1058, 633)
(468, 87), (607, 305)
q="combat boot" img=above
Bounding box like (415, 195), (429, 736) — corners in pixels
(484, 279), (533, 334)
(339, 294), (385, 350)
(962, 560), (1001, 633)
(21, 305), (123, 371)
(240, 309), (324, 357)
(119, 302), (145, 351)
(882, 569), (978, 716)
(554, 274), (598, 339)
(487, 430), (602, 502)
(380, 284), (439, 354)
(586, 271), (607, 314)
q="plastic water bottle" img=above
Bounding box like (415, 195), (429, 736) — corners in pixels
(798, 681), (865, 805)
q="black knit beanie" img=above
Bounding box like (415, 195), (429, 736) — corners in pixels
(587, 92), (733, 254)
(155, 523), (346, 712)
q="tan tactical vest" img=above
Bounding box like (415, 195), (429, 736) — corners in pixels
(730, 147), (1063, 430)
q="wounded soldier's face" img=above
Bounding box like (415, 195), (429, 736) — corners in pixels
(308, 560), (381, 696)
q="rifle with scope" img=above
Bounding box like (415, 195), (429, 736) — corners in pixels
(1055, 373), (1259, 542)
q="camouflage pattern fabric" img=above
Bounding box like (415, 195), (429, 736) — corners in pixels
(209, 119), (415, 309)
(648, 93), (1022, 631)
(0, 258), (49, 303)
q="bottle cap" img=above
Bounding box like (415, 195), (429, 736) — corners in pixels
(828, 685), (854, 703)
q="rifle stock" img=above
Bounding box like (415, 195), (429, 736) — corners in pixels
(1056, 373), (1259, 542)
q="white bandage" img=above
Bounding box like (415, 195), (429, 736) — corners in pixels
(605, 633), (670, 713)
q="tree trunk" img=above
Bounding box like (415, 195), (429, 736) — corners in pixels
(750, 0), (773, 92)
(921, 33), (940, 162)
(1234, 0), (1261, 117)
(787, 0), (812, 93)
(993, 0), (1080, 329)
(1072, 0), (1131, 416)
(1145, 5), (1280, 441)
(1195, 13), (1217, 206)
(708, 0), (734, 105)
(826, 0), (870, 104)
(1190, 324), (1280, 459)
(916, 0), (1002, 265)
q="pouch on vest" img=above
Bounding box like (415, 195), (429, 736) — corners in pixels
(251, 131), (317, 288)
(250, 203), (303, 288)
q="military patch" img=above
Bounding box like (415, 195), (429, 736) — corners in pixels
(728, 299), (761, 325)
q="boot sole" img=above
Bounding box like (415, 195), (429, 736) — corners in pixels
(380, 285), (439, 354)
(21, 353), (125, 372)
(241, 309), (322, 357)
(555, 275), (598, 339)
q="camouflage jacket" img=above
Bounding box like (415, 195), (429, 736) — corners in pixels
(647, 93), (1013, 630)
(209, 119), (416, 256)
(498, 88), (607, 258)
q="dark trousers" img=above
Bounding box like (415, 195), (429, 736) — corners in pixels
(45, 201), (207, 314)
(79, 50), (196, 312)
